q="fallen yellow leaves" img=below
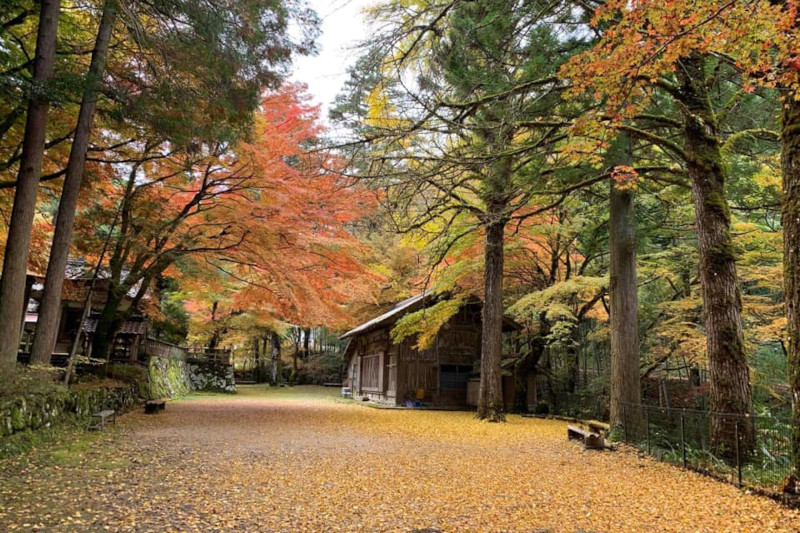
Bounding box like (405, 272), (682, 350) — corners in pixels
(0, 385), (798, 532)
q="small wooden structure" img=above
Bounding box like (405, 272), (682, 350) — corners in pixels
(340, 294), (521, 408)
(567, 425), (605, 450)
(145, 399), (166, 414)
(89, 409), (116, 430)
(19, 270), (149, 364)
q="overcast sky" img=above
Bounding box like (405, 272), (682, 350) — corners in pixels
(289, 0), (373, 119)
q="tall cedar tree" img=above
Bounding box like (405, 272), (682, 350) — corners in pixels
(562, 3), (756, 452)
(561, 0), (800, 485)
(0, 0), (60, 373)
(341, 0), (579, 421)
(608, 136), (642, 432)
(29, 0), (116, 365)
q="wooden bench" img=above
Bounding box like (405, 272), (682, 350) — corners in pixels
(567, 425), (605, 450)
(587, 420), (610, 436)
(144, 399), (166, 414)
(89, 409), (116, 430)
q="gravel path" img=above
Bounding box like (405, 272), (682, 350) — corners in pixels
(1, 385), (799, 532)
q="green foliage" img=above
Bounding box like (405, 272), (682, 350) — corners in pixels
(510, 276), (606, 345)
(110, 0), (320, 147)
(391, 298), (463, 349)
(297, 352), (345, 386)
(0, 365), (65, 398)
(150, 276), (190, 345)
(106, 363), (147, 385)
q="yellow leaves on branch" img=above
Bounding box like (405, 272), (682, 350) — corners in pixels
(561, 0), (793, 115)
(391, 298), (463, 349)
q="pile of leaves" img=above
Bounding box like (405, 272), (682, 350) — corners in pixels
(1, 386), (799, 531)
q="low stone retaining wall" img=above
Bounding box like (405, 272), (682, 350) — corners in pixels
(147, 356), (236, 396)
(146, 357), (193, 399)
(1, 355), (235, 452)
(1, 382), (138, 439)
(187, 359), (236, 393)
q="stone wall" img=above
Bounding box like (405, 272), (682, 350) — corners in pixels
(187, 359), (236, 393)
(1, 382), (138, 439)
(146, 357), (193, 399)
(147, 356), (236, 396)
(0, 356), (235, 452)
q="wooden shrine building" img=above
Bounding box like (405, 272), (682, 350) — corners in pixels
(341, 294), (522, 408)
(18, 272), (149, 365)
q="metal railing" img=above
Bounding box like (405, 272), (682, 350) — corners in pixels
(621, 403), (791, 492)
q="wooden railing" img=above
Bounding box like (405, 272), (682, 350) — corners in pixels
(143, 338), (187, 361)
(140, 339), (232, 364)
(186, 346), (232, 364)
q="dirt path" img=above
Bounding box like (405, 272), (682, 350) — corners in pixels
(1, 386), (799, 532)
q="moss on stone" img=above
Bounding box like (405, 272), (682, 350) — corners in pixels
(10, 404), (25, 431)
(0, 383), (138, 457)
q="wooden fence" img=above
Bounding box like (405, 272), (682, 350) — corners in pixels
(143, 338), (187, 361)
(186, 346), (232, 364)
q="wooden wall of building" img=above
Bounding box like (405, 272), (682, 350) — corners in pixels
(348, 305), (484, 406)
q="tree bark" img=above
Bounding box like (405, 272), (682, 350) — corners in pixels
(303, 327), (310, 359)
(565, 330), (580, 394)
(782, 90), (800, 490)
(30, 0), (117, 365)
(291, 333), (298, 385)
(608, 163), (642, 432)
(253, 337), (260, 381)
(208, 301), (221, 350)
(513, 322), (547, 413)
(270, 330), (280, 386)
(676, 56), (753, 452)
(0, 0), (62, 372)
(89, 285), (126, 360)
(477, 216), (507, 422)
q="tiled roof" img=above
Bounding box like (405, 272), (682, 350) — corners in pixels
(82, 317), (147, 335)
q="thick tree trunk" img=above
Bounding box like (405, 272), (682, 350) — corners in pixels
(264, 337), (271, 382)
(207, 301), (221, 351)
(30, 0), (117, 365)
(513, 324), (547, 413)
(676, 56), (753, 452)
(90, 287), (126, 360)
(291, 340), (298, 386)
(477, 218), (506, 422)
(0, 0), (62, 372)
(253, 337), (261, 382)
(270, 331), (280, 386)
(303, 327), (310, 359)
(781, 92), (800, 490)
(565, 331), (580, 394)
(609, 174), (642, 432)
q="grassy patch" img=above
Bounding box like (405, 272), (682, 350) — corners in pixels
(0, 424), (77, 459)
(236, 384), (342, 402)
(1, 418), (131, 472)
(179, 384), (343, 403)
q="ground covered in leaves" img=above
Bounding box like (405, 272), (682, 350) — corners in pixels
(1, 386), (799, 532)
